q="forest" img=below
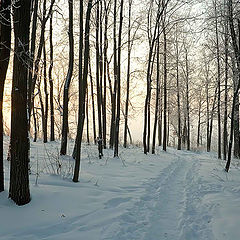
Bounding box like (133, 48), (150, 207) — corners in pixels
(1, 0), (240, 239)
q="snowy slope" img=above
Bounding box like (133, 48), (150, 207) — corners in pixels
(0, 139), (240, 240)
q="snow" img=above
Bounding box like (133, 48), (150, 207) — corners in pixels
(1, 139), (240, 240)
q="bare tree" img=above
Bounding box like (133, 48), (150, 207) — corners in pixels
(60, 0), (74, 155)
(0, 0), (11, 192)
(114, 0), (124, 157)
(9, 0), (31, 205)
(73, 0), (93, 182)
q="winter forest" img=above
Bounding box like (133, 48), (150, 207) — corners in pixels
(1, 0), (240, 239)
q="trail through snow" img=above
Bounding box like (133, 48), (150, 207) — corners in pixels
(102, 153), (212, 240)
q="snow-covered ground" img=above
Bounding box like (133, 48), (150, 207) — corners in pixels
(1, 139), (240, 240)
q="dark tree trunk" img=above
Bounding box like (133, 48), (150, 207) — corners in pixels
(102, 0), (109, 149)
(60, 0), (74, 155)
(96, 0), (103, 158)
(86, 86), (90, 144)
(225, 0), (240, 171)
(0, 0), (11, 192)
(214, 0), (221, 159)
(114, 0), (124, 157)
(49, 12), (55, 141)
(124, 0), (132, 148)
(73, 0), (93, 182)
(223, 2), (228, 160)
(175, 30), (181, 150)
(152, 26), (160, 154)
(206, 64), (210, 152)
(9, 0), (31, 205)
(109, 0), (117, 149)
(33, 102), (37, 142)
(72, 0), (85, 158)
(197, 97), (202, 148)
(89, 59), (97, 143)
(208, 88), (218, 152)
(43, 26), (48, 143)
(162, 13), (167, 152)
(232, 59), (240, 158)
(158, 87), (162, 146)
(99, 0), (107, 149)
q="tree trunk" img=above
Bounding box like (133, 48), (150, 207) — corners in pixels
(176, 25), (181, 150)
(124, 0), (132, 148)
(86, 86), (90, 144)
(232, 58), (240, 158)
(43, 27), (48, 143)
(109, 0), (117, 149)
(114, 0), (124, 157)
(102, 0), (110, 149)
(9, 0), (31, 205)
(223, 1), (228, 160)
(197, 97), (202, 148)
(60, 0), (74, 155)
(158, 87), (162, 146)
(0, 0), (11, 192)
(214, 0), (221, 159)
(152, 26), (160, 154)
(162, 12), (167, 152)
(73, 0), (93, 182)
(89, 59), (97, 143)
(96, 1), (103, 158)
(225, 1), (240, 171)
(185, 47), (190, 151)
(49, 12), (55, 141)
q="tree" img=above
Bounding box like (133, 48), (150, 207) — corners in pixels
(109, 0), (118, 149)
(49, 11), (55, 141)
(175, 24), (181, 150)
(124, 0), (133, 148)
(162, 2), (167, 152)
(9, 0), (31, 205)
(95, 0), (103, 158)
(60, 0), (74, 155)
(73, 0), (93, 182)
(214, 0), (222, 159)
(114, 0), (124, 157)
(225, 0), (240, 172)
(0, 0), (11, 192)
(152, 25), (160, 154)
(223, 0), (228, 160)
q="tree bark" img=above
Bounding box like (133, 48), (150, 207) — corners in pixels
(9, 0), (31, 205)
(89, 58), (97, 143)
(109, 0), (117, 149)
(49, 12), (55, 141)
(152, 25), (160, 154)
(225, 1), (240, 172)
(114, 0), (124, 157)
(60, 0), (74, 155)
(96, 0), (103, 158)
(214, 0), (221, 159)
(223, 0), (228, 160)
(0, 0), (11, 192)
(162, 10), (167, 152)
(73, 0), (93, 182)
(124, 0), (132, 148)
(176, 25), (181, 150)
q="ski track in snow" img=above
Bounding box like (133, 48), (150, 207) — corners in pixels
(101, 152), (213, 240)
